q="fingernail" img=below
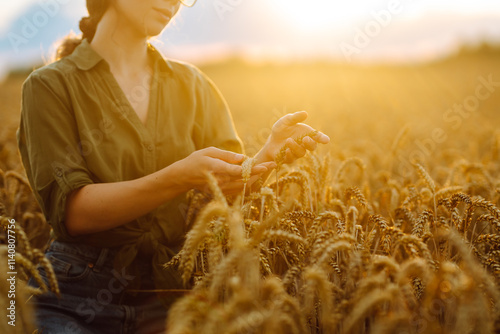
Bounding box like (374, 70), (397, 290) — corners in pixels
(236, 154), (244, 160)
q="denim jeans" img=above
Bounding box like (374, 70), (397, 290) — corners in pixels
(29, 240), (168, 334)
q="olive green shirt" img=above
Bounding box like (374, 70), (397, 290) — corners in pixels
(17, 39), (242, 290)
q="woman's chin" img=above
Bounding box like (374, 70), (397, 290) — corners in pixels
(145, 23), (169, 38)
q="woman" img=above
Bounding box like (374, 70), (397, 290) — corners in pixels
(18, 0), (330, 332)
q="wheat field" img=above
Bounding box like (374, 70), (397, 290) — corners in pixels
(1, 46), (500, 333)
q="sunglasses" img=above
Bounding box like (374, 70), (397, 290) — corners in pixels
(180, 0), (197, 7)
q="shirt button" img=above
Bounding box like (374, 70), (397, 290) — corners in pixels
(146, 143), (154, 152)
(54, 167), (63, 178)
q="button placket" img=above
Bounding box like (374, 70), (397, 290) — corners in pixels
(142, 140), (156, 174)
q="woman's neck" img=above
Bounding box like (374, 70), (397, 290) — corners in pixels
(90, 8), (150, 77)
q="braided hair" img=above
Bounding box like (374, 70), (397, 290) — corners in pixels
(56, 0), (110, 59)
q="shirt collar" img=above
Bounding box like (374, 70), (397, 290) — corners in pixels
(148, 43), (174, 75)
(69, 38), (103, 71)
(69, 38), (173, 74)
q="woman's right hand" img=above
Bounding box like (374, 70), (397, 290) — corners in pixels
(171, 147), (275, 195)
(65, 147), (269, 236)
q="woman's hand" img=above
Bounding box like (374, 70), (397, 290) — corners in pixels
(65, 147), (272, 236)
(171, 147), (275, 195)
(258, 111), (330, 165)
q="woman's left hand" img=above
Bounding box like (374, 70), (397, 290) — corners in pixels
(259, 111), (330, 164)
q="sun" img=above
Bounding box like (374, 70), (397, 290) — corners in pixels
(269, 1), (358, 33)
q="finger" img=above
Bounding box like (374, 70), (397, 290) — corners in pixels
(251, 160), (278, 174)
(274, 111), (309, 131)
(214, 173), (233, 184)
(284, 149), (296, 164)
(251, 165), (268, 175)
(211, 158), (242, 177)
(243, 175), (264, 192)
(205, 147), (245, 164)
(310, 131), (330, 144)
(260, 161), (277, 170)
(302, 136), (318, 151)
(248, 173), (265, 185)
(286, 138), (306, 158)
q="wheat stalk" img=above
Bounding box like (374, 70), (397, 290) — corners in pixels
(240, 156), (256, 207)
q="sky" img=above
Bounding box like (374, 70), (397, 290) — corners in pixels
(0, 0), (499, 78)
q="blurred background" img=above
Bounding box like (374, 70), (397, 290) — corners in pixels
(1, 0), (500, 73)
(1, 0), (499, 174)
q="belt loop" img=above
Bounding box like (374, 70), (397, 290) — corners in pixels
(92, 248), (109, 273)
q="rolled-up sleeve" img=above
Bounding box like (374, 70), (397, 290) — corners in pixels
(17, 71), (94, 240)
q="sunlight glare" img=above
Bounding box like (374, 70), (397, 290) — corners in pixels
(270, 1), (359, 32)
